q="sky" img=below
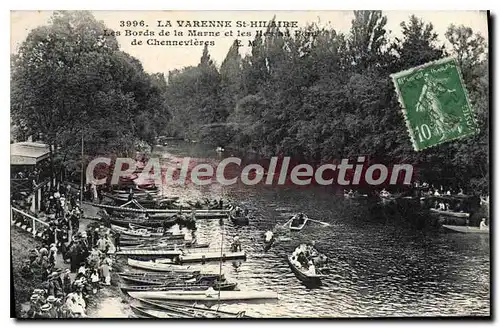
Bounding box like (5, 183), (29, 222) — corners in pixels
(10, 10), (488, 74)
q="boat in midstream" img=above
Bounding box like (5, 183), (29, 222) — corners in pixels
(282, 213), (331, 231)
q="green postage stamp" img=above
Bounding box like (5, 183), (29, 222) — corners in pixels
(391, 57), (478, 151)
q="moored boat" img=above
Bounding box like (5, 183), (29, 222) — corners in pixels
(130, 305), (191, 318)
(430, 208), (470, 218)
(229, 213), (249, 225)
(120, 281), (238, 293)
(127, 290), (279, 302)
(137, 299), (251, 318)
(126, 258), (212, 273)
(442, 225), (489, 234)
(155, 249), (247, 264)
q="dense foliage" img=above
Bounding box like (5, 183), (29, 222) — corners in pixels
(11, 11), (170, 173)
(163, 12), (489, 193)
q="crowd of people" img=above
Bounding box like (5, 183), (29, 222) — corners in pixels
(19, 223), (116, 319)
(13, 183), (120, 318)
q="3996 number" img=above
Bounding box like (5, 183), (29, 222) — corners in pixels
(119, 20), (146, 27)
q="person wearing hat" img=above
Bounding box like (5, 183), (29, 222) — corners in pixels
(26, 294), (41, 318)
(61, 269), (72, 294)
(46, 296), (59, 318)
(49, 243), (58, 267)
(21, 259), (34, 278)
(39, 303), (53, 318)
(70, 206), (80, 233)
(28, 249), (40, 263)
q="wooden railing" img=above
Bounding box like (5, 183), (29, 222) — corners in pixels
(10, 207), (56, 242)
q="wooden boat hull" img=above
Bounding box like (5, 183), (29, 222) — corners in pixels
(118, 250), (183, 259)
(430, 208), (470, 218)
(288, 215), (308, 231)
(120, 282), (237, 293)
(128, 290), (278, 301)
(137, 299), (252, 318)
(130, 305), (189, 318)
(229, 214), (249, 225)
(110, 217), (177, 229)
(126, 258), (206, 273)
(287, 255), (324, 286)
(442, 225), (489, 234)
(86, 202), (230, 215)
(155, 250), (246, 264)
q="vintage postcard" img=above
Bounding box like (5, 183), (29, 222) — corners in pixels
(10, 10), (490, 319)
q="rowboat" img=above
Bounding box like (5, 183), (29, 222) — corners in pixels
(442, 225), (489, 234)
(119, 241), (210, 250)
(138, 299), (251, 318)
(127, 258), (211, 273)
(229, 213), (249, 225)
(110, 217), (177, 229)
(87, 202), (230, 214)
(120, 233), (185, 241)
(155, 250), (247, 264)
(287, 214), (309, 231)
(121, 275), (195, 286)
(111, 224), (165, 238)
(119, 250), (183, 259)
(430, 208), (470, 218)
(120, 281), (238, 293)
(128, 290), (279, 302)
(287, 255), (325, 286)
(103, 193), (178, 206)
(130, 305), (191, 318)
(344, 193), (368, 200)
(119, 271), (221, 281)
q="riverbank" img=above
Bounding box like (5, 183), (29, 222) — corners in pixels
(11, 203), (131, 319)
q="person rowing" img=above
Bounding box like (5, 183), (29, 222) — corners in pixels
(292, 213), (306, 227)
(264, 230), (274, 243)
(230, 236), (242, 252)
(380, 188), (391, 198)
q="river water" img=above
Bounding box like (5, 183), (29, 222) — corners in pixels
(132, 141), (490, 318)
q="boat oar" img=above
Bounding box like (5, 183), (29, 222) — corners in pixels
(308, 219), (331, 227)
(282, 218), (293, 228)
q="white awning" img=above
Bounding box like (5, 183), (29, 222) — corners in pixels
(10, 142), (50, 166)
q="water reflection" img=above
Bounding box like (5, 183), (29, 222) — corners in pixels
(150, 142), (490, 318)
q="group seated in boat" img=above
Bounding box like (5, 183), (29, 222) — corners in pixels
(343, 189), (368, 199)
(290, 243), (327, 275)
(186, 198), (229, 210)
(432, 200), (465, 213)
(379, 188), (391, 198)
